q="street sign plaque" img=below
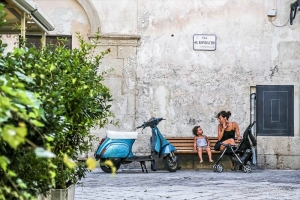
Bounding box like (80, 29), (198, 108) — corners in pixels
(193, 34), (216, 51)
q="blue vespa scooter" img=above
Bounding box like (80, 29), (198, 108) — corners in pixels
(94, 117), (178, 173)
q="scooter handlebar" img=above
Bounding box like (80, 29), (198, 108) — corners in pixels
(136, 117), (166, 129)
(136, 125), (144, 129)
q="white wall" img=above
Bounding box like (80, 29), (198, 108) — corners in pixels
(5, 0), (299, 168)
(89, 0), (300, 168)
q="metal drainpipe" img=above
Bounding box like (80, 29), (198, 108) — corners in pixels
(250, 93), (257, 167)
(250, 93), (256, 135)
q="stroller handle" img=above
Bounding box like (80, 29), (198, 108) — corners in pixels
(244, 121), (256, 134)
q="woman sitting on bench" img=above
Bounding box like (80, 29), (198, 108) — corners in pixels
(215, 110), (242, 170)
(216, 110), (242, 151)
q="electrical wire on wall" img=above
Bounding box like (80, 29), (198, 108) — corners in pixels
(270, 16), (290, 27)
(268, 0), (290, 27)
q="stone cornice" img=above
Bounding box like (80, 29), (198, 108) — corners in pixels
(88, 33), (141, 46)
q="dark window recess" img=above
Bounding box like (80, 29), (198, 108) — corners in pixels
(25, 35), (72, 49)
(256, 85), (294, 136)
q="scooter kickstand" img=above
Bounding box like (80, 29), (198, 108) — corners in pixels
(140, 161), (148, 173)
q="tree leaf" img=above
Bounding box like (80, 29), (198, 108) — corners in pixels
(2, 125), (26, 149)
(0, 156), (10, 171)
(86, 158), (97, 170)
(30, 119), (44, 127)
(14, 71), (34, 83)
(16, 179), (27, 189)
(34, 147), (56, 158)
(63, 154), (77, 169)
(7, 170), (17, 177)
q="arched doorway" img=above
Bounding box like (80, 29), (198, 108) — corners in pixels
(76, 0), (101, 34)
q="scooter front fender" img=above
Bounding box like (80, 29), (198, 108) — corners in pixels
(160, 144), (177, 157)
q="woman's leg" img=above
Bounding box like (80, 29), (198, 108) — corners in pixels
(219, 138), (235, 151)
(219, 138), (235, 169)
(197, 148), (203, 163)
(206, 147), (213, 162)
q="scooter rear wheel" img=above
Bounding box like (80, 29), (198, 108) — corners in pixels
(99, 158), (121, 173)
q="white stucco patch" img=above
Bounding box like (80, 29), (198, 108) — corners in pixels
(49, 7), (88, 34)
(155, 86), (169, 117)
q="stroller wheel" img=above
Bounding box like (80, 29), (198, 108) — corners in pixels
(216, 164), (224, 173)
(212, 164), (217, 172)
(243, 164), (252, 173)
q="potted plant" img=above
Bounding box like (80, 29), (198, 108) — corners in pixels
(0, 5), (115, 199)
(23, 33), (115, 199)
(1, 4), (56, 199)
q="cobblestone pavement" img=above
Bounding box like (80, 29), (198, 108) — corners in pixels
(75, 168), (300, 200)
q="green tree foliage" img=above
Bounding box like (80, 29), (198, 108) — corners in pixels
(0, 4), (115, 199)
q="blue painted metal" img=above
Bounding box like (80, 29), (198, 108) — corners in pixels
(152, 125), (176, 156)
(95, 138), (135, 158)
(94, 117), (177, 162)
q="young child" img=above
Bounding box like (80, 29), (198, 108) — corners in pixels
(193, 126), (214, 163)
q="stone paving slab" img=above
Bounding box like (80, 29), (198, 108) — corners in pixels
(75, 168), (300, 200)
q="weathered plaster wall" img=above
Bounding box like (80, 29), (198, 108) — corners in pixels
(89, 34), (142, 154)
(92, 0), (138, 34)
(8, 0), (297, 168)
(135, 0), (273, 134)
(0, 35), (18, 54)
(86, 0), (300, 169)
(35, 0), (91, 48)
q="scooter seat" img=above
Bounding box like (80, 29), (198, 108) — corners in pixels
(107, 130), (138, 139)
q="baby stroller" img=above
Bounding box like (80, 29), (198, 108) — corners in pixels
(212, 121), (257, 173)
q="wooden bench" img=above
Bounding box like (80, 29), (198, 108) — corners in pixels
(166, 136), (240, 154)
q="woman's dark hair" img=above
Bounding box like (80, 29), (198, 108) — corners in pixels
(216, 111), (231, 119)
(192, 126), (200, 136)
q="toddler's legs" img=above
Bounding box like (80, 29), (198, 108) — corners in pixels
(197, 148), (203, 163)
(206, 147), (214, 162)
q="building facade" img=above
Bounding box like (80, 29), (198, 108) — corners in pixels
(1, 0), (300, 169)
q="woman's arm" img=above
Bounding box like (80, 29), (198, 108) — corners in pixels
(218, 124), (224, 141)
(234, 122), (242, 140)
(193, 137), (197, 150)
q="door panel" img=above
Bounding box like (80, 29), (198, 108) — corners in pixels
(256, 85), (294, 136)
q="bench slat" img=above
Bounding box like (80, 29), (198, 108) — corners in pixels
(166, 136), (240, 154)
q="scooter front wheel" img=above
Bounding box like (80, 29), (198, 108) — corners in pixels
(99, 158), (121, 173)
(163, 154), (178, 172)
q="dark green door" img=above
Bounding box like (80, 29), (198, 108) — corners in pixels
(256, 85), (294, 136)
